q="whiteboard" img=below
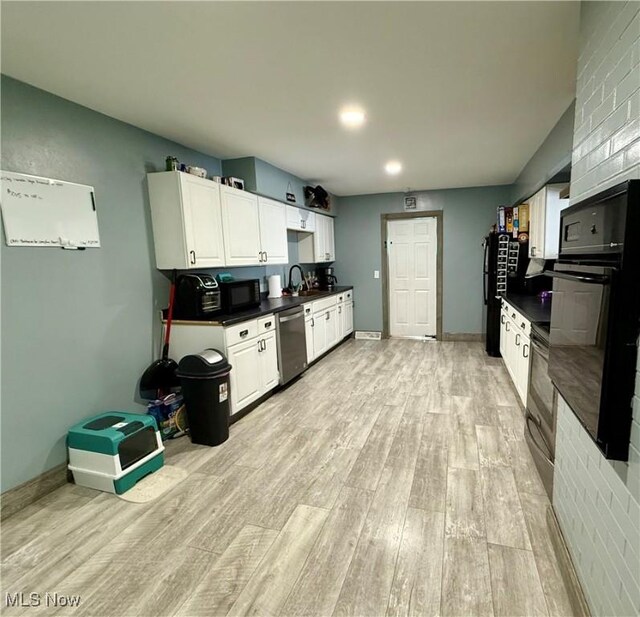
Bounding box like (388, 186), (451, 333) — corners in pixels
(0, 171), (100, 248)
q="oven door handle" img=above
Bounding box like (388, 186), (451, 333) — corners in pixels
(530, 337), (549, 361)
(545, 271), (610, 285)
(525, 411), (554, 465)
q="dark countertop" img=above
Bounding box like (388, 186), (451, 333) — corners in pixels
(167, 286), (354, 327)
(505, 293), (552, 324)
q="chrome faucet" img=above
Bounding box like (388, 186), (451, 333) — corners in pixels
(288, 264), (305, 291)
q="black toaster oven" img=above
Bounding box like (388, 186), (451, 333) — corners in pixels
(174, 274), (221, 319)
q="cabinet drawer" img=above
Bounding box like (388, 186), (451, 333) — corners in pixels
(313, 296), (337, 313)
(257, 314), (276, 334)
(225, 319), (258, 346)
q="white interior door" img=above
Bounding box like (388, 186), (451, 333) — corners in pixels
(388, 217), (438, 338)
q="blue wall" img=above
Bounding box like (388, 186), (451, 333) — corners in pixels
(0, 76), (227, 491)
(511, 101), (575, 204)
(333, 186), (512, 334)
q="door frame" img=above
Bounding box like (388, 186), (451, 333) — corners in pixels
(381, 211), (443, 340)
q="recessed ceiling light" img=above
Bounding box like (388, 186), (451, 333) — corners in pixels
(385, 161), (402, 175)
(339, 107), (366, 129)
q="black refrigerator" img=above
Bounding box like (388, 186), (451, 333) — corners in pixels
(483, 232), (529, 357)
(483, 232), (506, 357)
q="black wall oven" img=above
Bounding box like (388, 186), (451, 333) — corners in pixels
(547, 180), (639, 460)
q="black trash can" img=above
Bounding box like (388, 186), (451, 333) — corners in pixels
(176, 349), (232, 446)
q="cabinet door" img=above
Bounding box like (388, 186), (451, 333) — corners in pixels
(227, 338), (262, 414)
(313, 312), (328, 357)
(302, 210), (315, 232)
(345, 301), (354, 335)
(516, 333), (531, 405)
(258, 197), (289, 264)
(220, 185), (262, 266)
(326, 307), (339, 349)
(305, 316), (315, 362)
(313, 215), (327, 262)
(499, 308), (508, 358)
(259, 330), (280, 392)
(503, 317), (516, 381)
(337, 302), (345, 340)
(528, 189), (546, 259)
(325, 216), (335, 261)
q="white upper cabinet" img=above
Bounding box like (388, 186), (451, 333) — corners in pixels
(258, 197), (289, 264)
(286, 205), (316, 232)
(220, 184), (262, 266)
(527, 184), (568, 259)
(220, 187), (289, 266)
(148, 172), (225, 269)
(299, 213), (335, 263)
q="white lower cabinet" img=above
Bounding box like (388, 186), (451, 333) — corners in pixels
(344, 301), (354, 335)
(168, 314), (279, 416)
(312, 310), (328, 359)
(326, 306), (339, 348)
(305, 313), (315, 363)
(227, 337), (263, 412)
(259, 330), (280, 392)
(500, 301), (531, 406)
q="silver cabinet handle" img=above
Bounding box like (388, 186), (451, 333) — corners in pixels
(311, 317), (314, 327)
(258, 252), (263, 262)
(531, 247), (537, 256)
(264, 251), (268, 262)
(505, 321), (510, 331)
(515, 333), (521, 346)
(339, 306), (342, 314)
(326, 312), (330, 320)
(511, 312), (516, 319)
(189, 250), (196, 265)
(501, 314), (505, 324)
(240, 329), (249, 338)
(264, 321), (272, 329)
(523, 344), (529, 358)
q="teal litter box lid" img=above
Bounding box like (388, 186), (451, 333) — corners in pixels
(67, 411), (158, 456)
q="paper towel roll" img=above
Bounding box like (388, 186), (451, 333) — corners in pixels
(268, 275), (282, 298)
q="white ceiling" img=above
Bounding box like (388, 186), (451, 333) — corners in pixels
(1, 1), (580, 196)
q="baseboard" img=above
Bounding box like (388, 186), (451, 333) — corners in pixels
(1, 463), (70, 521)
(442, 332), (485, 342)
(547, 504), (591, 616)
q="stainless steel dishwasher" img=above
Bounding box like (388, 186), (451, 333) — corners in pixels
(276, 306), (307, 385)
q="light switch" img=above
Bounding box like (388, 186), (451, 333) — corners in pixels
(374, 270), (380, 279)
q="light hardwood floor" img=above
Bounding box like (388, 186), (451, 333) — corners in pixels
(1, 339), (576, 617)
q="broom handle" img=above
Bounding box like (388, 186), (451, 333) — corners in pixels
(162, 272), (177, 359)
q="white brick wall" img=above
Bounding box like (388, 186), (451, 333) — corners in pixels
(570, 1), (640, 203)
(555, 397), (640, 616)
(554, 2), (640, 616)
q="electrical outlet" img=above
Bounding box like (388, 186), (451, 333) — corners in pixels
(374, 270), (380, 279)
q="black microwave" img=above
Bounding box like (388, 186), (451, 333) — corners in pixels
(218, 279), (261, 313)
